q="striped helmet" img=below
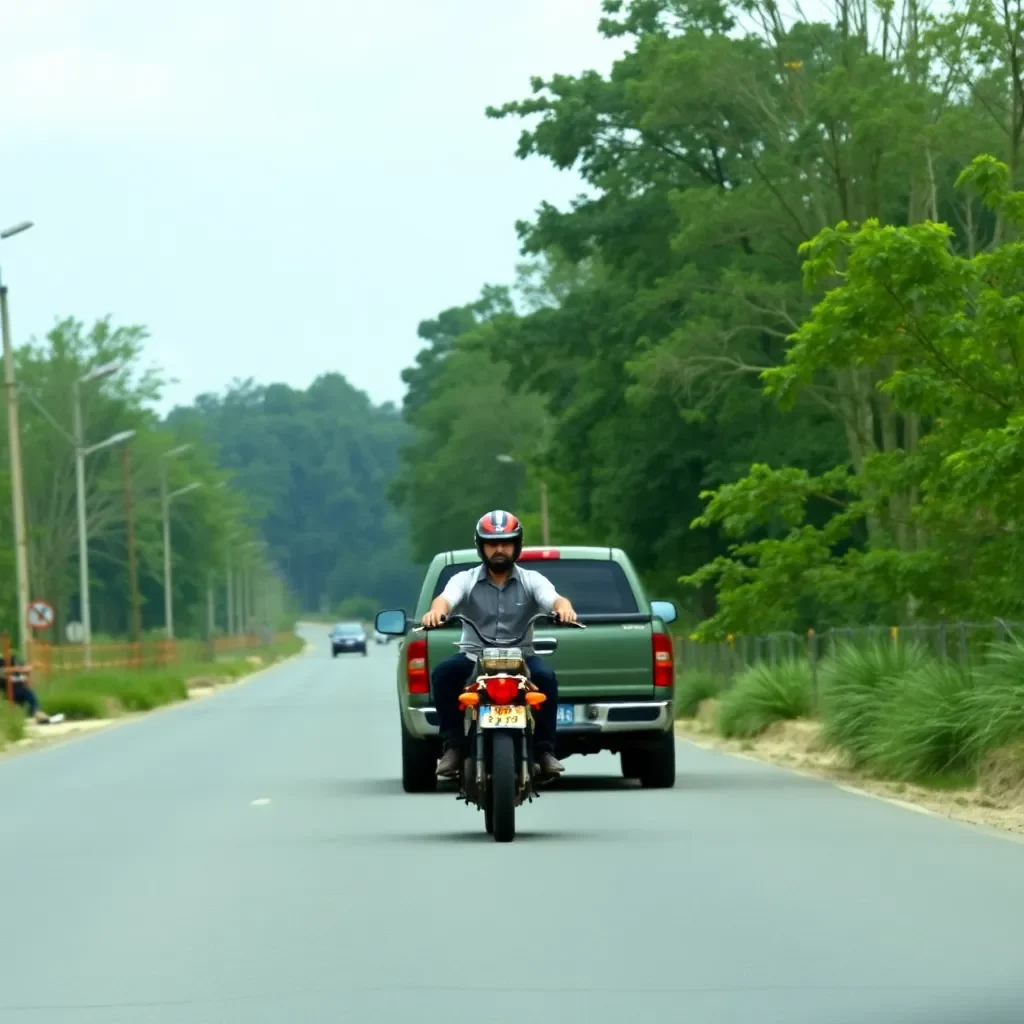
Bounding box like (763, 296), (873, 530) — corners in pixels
(475, 510), (524, 560)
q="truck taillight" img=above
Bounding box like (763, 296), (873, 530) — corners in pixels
(653, 633), (674, 689)
(406, 639), (429, 694)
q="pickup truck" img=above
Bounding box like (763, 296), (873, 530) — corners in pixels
(387, 545), (679, 793)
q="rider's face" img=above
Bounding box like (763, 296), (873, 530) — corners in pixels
(482, 541), (515, 566)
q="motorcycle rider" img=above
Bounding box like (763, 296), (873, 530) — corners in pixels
(422, 510), (577, 778)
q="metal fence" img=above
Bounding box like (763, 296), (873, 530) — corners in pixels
(675, 619), (1024, 686)
(1, 630), (292, 685)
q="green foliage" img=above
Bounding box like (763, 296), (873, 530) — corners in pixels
(685, 154), (1024, 634)
(716, 658), (812, 738)
(0, 700), (25, 747)
(865, 662), (977, 780)
(675, 670), (720, 718)
(817, 641), (933, 767)
(963, 636), (1024, 762)
(37, 633), (304, 719)
(0, 314), (285, 644)
(816, 638), (1024, 782)
(333, 596), (379, 621)
(167, 375), (418, 612)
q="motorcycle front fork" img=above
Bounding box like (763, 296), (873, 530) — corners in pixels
(461, 713), (537, 802)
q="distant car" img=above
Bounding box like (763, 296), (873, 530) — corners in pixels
(330, 622), (367, 657)
(374, 630), (391, 645)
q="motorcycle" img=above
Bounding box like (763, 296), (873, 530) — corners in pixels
(415, 612), (586, 843)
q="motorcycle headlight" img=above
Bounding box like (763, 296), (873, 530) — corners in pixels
(480, 647), (524, 672)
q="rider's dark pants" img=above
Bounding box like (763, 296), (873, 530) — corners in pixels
(431, 654), (559, 754)
(7, 680), (38, 716)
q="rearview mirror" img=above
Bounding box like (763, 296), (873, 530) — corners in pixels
(651, 600), (678, 625)
(375, 609), (409, 636)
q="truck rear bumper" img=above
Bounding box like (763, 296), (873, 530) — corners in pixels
(404, 700), (673, 739)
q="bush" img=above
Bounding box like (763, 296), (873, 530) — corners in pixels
(676, 671), (720, 718)
(865, 662), (977, 780)
(818, 640), (932, 768)
(717, 658), (812, 738)
(30, 631), (304, 722)
(0, 700), (25, 747)
(43, 690), (109, 720)
(964, 636), (1024, 763)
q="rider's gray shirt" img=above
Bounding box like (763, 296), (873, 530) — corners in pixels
(440, 563), (560, 659)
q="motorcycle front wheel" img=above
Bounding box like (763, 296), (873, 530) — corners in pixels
(490, 731), (517, 843)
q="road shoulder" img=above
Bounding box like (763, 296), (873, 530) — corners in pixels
(675, 702), (1024, 837)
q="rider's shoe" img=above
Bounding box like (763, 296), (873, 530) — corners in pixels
(536, 751), (565, 775)
(436, 746), (463, 777)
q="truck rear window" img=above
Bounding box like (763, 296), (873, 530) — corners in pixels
(432, 560), (640, 616)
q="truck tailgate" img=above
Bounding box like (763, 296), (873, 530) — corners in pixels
(423, 623), (654, 700)
(534, 621), (654, 699)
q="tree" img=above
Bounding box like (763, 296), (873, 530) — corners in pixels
(684, 154), (1024, 634)
(166, 374), (419, 611)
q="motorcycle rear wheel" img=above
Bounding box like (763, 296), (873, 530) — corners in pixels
(490, 731), (517, 843)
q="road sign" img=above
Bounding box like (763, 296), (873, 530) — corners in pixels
(65, 620), (85, 643)
(27, 600), (54, 631)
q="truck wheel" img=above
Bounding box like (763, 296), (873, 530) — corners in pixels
(490, 732), (517, 842)
(637, 731), (677, 789)
(620, 749), (643, 780)
(401, 720), (438, 793)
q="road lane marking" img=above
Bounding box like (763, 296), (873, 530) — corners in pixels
(251, 798), (271, 807)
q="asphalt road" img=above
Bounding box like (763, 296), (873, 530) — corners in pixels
(2, 624), (1024, 1023)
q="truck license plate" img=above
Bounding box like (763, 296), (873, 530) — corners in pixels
(479, 705), (526, 729)
(556, 704), (575, 726)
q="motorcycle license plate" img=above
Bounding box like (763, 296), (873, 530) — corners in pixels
(479, 705), (526, 729)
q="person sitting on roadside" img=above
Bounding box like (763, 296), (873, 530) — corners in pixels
(0, 654), (64, 725)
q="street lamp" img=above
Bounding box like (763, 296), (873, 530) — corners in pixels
(74, 360), (131, 665)
(159, 444), (199, 641)
(0, 220), (33, 660)
(76, 428), (136, 664)
(159, 444), (192, 639)
(496, 453), (551, 546)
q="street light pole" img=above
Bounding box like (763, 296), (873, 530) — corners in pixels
(121, 446), (142, 644)
(159, 444), (193, 641)
(540, 480), (551, 547)
(73, 361), (130, 666)
(0, 220), (33, 661)
(496, 453), (551, 546)
(72, 381), (89, 660)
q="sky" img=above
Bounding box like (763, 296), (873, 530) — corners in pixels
(0, 0), (626, 415)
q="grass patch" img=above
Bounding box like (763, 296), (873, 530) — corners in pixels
(817, 640), (932, 769)
(675, 670), (720, 718)
(36, 633), (304, 720)
(864, 661), (977, 781)
(717, 658), (812, 739)
(0, 701), (25, 748)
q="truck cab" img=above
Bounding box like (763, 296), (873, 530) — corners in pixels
(384, 545), (679, 793)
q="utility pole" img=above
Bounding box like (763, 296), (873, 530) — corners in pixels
(0, 276), (30, 662)
(121, 446), (141, 643)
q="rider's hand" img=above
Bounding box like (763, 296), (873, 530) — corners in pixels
(421, 609), (446, 628)
(552, 598), (577, 624)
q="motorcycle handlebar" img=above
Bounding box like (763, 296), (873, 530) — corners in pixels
(413, 611), (586, 647)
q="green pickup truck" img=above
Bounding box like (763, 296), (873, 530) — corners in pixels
(393, 545), (679, 793)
